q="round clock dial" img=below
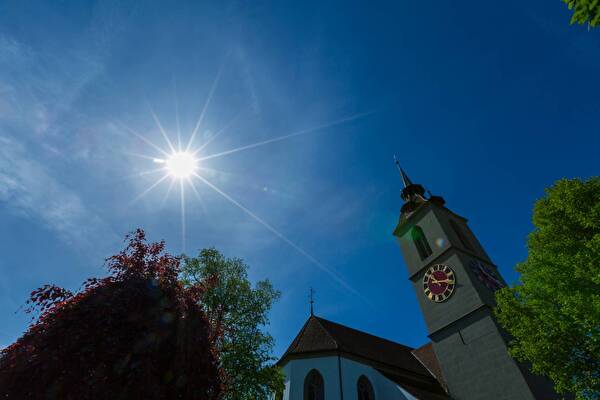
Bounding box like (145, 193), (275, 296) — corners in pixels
(468, 260), (505, 291)
(423, 264), (455, 302)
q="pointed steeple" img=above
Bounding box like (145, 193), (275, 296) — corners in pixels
(393, 156), (425, 202)
(393, 157), (445, 219)
(400, 169), (413, 188)
(394, 155), (414, 188)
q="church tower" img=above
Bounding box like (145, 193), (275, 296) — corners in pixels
(392, 165), (558, 400)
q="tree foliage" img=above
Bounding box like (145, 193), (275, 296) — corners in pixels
(495, 178), (600, 399)
(182, 248), (284, 400)
(563, 0), (600, 28)
(0, 229), (223, 400)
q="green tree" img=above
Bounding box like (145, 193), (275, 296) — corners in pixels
(562, 0), (600, 28)
(495, 178), (600, 399)
(182, 248), (284, 400)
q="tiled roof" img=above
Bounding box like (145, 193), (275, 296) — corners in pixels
(378, 369), (450, 400)
(412, 342), (448, 391)
(280, 315), (339, 357)
(278, 315), (448, 400)
(279, 315), (448, 399)
(280, 316), (426, 374)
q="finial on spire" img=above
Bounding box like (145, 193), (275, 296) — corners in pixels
(309, 288), (315, 316)
(393, 155), (413, 188)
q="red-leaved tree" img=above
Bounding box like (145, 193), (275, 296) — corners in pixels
(0, 229), (223, 400)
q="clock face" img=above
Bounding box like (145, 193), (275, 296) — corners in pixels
(468, 260), (505, 291)
(423, 264), (455, 302)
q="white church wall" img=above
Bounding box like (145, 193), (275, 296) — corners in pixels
(282, 356), (340, 400)
(339, 357), (418, 400)
(281, 356), (419, 400)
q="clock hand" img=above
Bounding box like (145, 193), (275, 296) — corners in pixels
(430, 278), (455, 284)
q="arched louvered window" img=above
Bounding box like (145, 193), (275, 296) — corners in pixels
(411, 226), (432, 260)
(449, 219), (474, 251)
(357, 375), (375, 400)
(304, 369), (324, 400)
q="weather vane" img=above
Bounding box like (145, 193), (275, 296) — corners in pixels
(309, 288), (315, 316)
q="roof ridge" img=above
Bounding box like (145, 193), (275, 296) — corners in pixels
(411, 349), (438, 381)
(287, 316), (314, 354)
(313, 315), (340, 350)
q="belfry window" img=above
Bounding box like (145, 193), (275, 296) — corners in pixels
(449, 219), (474, 252)
(411, 226), (432, 260)
(357, 375), (375, 400)
(304, 369), (324, 400)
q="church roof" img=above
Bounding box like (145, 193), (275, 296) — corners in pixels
(279, 315), (425, 374)
(278, 315), (449, 398)
(411, 342), (448, 391)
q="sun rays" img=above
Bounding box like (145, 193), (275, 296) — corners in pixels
(125, 77), (373, 299)
(192, 171), (363, 297)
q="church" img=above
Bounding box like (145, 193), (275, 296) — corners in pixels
(276, 168), (559, 400)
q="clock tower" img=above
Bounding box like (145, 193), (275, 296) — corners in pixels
(392, 166), (558, 400)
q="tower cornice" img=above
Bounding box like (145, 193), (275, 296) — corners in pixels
(405, 243), (497, 282)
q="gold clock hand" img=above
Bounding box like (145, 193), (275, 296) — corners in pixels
(430, 278), (455, 284)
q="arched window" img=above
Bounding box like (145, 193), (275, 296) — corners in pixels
(411, 226), (432, 260)
(304, 369), (324, 400)
(449, 219), (474, 251)
(357, 375), (375, 400)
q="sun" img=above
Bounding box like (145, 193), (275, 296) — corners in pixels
(126, 76), (372, 298)
(165, 151), (198, 179)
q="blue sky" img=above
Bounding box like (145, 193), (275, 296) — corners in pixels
(0, 1), (598, 356)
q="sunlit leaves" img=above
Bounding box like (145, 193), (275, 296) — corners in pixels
(182, 248), (284, 400)
(495, 178), (600, 399)
(563, 0), (600, 28)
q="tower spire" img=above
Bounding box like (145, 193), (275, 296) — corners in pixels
(393, 155), (446, 219)
(394, 155), (413, 188)
(393, 156), (425, 202)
